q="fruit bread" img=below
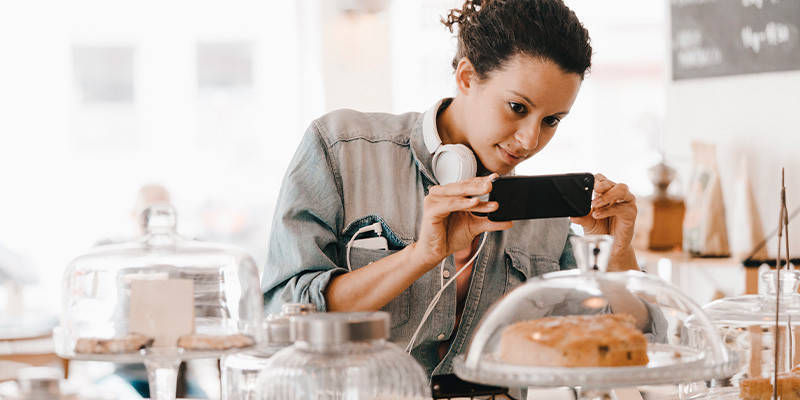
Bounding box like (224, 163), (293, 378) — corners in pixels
(499, 313), (649, 367)
(75, 333), (153, 354)
(177, 333), (254, 351)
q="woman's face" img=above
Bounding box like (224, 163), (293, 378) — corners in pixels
(454, 54), (583, 175)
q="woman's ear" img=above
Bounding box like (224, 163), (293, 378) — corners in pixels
(454, 57), (477, 94)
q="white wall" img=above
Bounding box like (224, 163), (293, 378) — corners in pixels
(0, 0), (303, 312)
(664, 66), (800, 259)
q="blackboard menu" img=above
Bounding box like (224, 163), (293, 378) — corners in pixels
(671, 0), (800, 80)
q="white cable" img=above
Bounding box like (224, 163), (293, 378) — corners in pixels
(346, 222), (383, 271)
(405, 233), (487, 354)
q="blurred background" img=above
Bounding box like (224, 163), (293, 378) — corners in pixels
(0, 0), (668, 315)
(0, 0), (798, 318)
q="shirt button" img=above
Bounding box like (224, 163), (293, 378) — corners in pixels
(437, 333), (445, 340)
(442, 270), (451, 278)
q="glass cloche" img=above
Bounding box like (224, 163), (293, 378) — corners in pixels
(679, 267), (800, 399)
(453, 235), (738, 399)
(53, 204), (263, 400)
(259, 311), (432, 400)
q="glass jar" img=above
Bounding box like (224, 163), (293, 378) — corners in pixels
(690, 268), (800, 388)
(259, 311), (432, 400)
(453, 235), (737, 399)
(53, 204), (262, 400)
(220, 303), (316, 400)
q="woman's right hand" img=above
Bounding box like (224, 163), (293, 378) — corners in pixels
(411, 173), (513, 269)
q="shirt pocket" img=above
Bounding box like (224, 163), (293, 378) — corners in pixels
(504, 248), (561, 293)
(342, 215), (411, 329)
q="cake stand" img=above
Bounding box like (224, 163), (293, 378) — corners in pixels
(54, 204), (263, 400)
(453, 235), (740, 400)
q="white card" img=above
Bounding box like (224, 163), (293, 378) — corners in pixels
(130, 278), (195, 348)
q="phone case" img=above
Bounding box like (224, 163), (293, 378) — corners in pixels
(487, 173), (594, 221)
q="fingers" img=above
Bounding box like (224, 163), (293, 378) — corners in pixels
(572, 173), (638, 236)
(590, 200), (637, 220)
(592, 173), (614, 193)
(428, 173), (498, 198)
(425, 174), (500, 220)
(591, 174), (635, 211)
(423, 195), (481, 219)
(473, 218), (514, 234)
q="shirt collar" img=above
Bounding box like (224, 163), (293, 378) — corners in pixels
(422, 98), (452, 154)
(411, 98), (452, 186)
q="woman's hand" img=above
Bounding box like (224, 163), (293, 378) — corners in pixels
(570, 173), (638, 270)
(410, 174), (513, 269)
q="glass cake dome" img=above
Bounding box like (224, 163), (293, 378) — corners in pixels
(453, 235), (739, 396)
(53, 203), (263, 400)
(679, 267), (800, 398)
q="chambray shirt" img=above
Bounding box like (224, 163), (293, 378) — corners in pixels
(261, 100), (580, 377)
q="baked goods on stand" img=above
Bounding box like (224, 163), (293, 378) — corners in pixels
(677, 269), (800, 400)
(679, 173), (797, 400)
(453, 235), (739, 400)
(52, 204), (262, 400)
(499, 313), (649, 368)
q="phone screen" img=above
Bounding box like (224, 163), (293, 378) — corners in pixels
(487, 173), (594, 221)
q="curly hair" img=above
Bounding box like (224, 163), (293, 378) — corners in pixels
(442, 0), (592, 80)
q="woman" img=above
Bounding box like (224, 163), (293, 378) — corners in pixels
(262, 0), (641, 378)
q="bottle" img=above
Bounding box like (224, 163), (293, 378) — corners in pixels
(259, 311), (432, 400)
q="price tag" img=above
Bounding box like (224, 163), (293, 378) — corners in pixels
(130, 278), (195, 348)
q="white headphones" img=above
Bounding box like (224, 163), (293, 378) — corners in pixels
(423, 99), (477, 186)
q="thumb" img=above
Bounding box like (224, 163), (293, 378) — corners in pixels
(474, 219), (513, 234)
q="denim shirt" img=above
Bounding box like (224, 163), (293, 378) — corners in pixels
(262, 100), (579, 377)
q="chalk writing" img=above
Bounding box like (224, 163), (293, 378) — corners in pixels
(741, 0), (781, 10)
(671, 0), (800, 79)
(741, 22), (792, 53)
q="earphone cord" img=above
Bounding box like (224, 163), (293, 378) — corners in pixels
(404, 233), (488, 354)
(346, 222), (383, 272)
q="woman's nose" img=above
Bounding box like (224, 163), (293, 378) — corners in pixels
(515, 123), (540, 151)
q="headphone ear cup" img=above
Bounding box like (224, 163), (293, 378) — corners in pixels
(431, 144), (477, 185)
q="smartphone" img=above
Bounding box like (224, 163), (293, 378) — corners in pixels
(486, 173), (594, 221)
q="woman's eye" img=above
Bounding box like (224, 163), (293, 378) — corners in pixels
(508, 102), (527, 114)
(543, 116), (561, 127)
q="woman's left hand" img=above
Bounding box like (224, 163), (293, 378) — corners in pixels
(570, 174), (638, 270)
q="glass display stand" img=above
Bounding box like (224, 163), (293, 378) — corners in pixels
(53, 204), (262, 400)
(453, 235), (739, 400)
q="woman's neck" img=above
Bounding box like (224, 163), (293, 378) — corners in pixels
(436, 97), (464, 146)
(435, 97), (491, 176)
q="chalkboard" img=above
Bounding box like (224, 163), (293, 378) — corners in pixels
(670, 0), (800, 80)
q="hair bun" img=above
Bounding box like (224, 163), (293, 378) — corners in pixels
(441, 0), (488, 33)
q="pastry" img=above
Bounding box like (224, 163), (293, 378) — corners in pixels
(499, 313), (648, 367)
(75, 333), (153, 354)
(739, 374), (800, 400)
(177, 333), (254, 351)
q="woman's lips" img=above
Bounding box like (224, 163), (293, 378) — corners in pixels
(498, 146), (525, 166)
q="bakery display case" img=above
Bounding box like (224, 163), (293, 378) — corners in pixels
(453, 235), (739, 399)
(52, 204), (262, 400)
(258, 311), (432, 400)
(678, 268), (800, 399)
